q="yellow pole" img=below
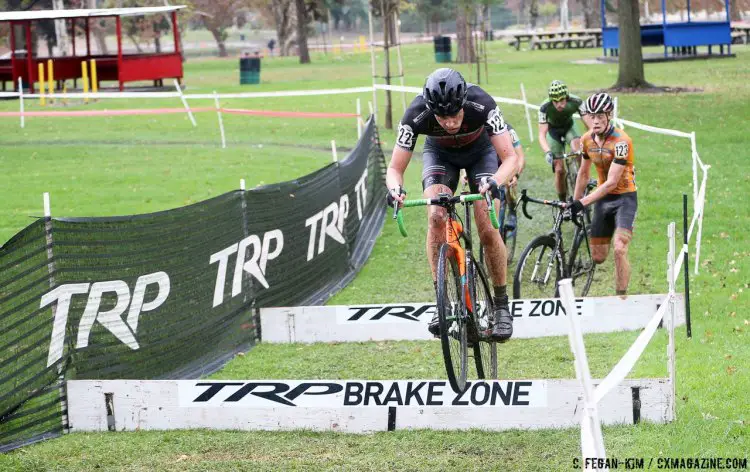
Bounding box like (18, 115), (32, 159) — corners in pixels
(38, 63), (46, 106)
(47, 59), (54, 104)
(63, 83), (68, 105)
(90, 59), (98, 99)
(81, 61), (89, 104)
(359, 35), (366, 53)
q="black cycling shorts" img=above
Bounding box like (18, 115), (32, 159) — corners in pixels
(421, 135), (499, 193)
(590, 192), (638, 244)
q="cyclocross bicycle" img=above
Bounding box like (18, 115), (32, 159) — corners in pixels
(512, 189), (596, 299)
(394, 190), (499, 394)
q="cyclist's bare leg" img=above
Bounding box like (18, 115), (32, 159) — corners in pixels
(473, 199), (507, 285)
(424, 183), (451, 281)
(553, 159), (567, 201)
(613, 229), (633, 296)
(591, 243), (609, 264)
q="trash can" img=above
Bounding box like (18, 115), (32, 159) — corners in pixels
(240, 56), (261, 85)
(433, 36), (452, 63)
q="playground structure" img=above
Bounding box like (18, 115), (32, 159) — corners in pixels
(0, 6), (185, 93)
(601, 0), (733, 58)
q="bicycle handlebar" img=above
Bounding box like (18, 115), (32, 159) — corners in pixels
(394, 193), (498, 237)
(519, 189), (583, 228)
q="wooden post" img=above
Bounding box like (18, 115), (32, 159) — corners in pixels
(38, 63), (46, 106)
(47, 59), (54, 96)
(116, 16), (124, 91)
(172, 11), (181, 57)
(10, 21), (17, 90)
(85, 17), (91, 56)
(90, 59), (98, 96)
(81, 60), (89, 103)
(71, 18), (76, 57)
(25, 22), (34, 94)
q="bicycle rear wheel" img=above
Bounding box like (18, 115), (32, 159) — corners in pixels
(468, 255), (497, 380)
(568, 227), (596, 296)
(437, 243), (468, 393)
(513, 235), (563, 299)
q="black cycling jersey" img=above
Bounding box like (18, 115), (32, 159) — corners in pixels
(395, 84), (508, 152)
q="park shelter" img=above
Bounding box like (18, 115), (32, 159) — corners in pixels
(601, 0), (732, 58)
(0, 5), (185, 92)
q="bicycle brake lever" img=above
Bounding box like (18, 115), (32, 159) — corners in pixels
(521, 190), (532, 220)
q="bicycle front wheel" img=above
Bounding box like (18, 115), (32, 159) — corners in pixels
(468, 256), (497, 380)
(513, 235), (563, 299)
(437, 243), (468, 393)
(568, 228), (596, 296)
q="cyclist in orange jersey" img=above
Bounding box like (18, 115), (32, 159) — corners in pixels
(567, 92), (637, 296)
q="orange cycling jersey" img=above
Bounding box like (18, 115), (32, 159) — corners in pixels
(581, 126), (636, 194)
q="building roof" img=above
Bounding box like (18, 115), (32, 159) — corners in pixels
(0, 6), (186, 22)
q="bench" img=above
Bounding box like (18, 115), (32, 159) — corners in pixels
(563, 35), (597, 48)
(731, 31), (747, 44)
(531, 37), (567, 49)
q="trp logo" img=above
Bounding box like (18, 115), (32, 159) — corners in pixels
(42, 271), (170, 367)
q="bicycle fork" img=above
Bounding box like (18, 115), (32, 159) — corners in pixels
(531, 239), (561, 285)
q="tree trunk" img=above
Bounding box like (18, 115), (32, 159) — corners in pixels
(210, 29), (228, 57)
(295, 0), (310, 63)
(272, 0), (295, 56)
(582, 0), (601, 29)
(614, 0), (650, 88)
(731, 0), (741, 21)
(382, 0), (393, 130)
(155, 35), (161, 54)
(128, 34), (144, 53)
(529, 0), (539, 29)
(456, 5), (476, 63)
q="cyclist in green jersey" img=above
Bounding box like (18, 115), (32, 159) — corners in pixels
(538, 80), (589, 201)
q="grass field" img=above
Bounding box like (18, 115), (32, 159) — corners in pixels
(0, 40), (748, 471)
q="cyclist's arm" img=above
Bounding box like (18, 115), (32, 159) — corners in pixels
(577, 101), (593, 130)
(385, 145), (412, 192)
(581, 162), (625, 206)
(573, 156), (591, 201)
(538, 122), (551, 153)
(516, 144), (526, 176)
(490, 132), (518, 186)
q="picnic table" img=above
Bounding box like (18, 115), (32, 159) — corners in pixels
(507, 29), (603, 50)
(731, 23), (750, 44)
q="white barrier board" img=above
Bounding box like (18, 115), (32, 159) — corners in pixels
(260, 294), (685, 343)
(67, 378), (671, 433)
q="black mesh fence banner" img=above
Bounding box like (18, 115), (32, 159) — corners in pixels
(0, 117), (386, 452)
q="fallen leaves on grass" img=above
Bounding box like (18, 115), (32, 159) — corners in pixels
(726, 366), (737, 375)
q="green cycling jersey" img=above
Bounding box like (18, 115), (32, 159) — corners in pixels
(538, 94), (586, 130)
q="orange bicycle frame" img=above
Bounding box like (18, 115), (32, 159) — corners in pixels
(446, 217), (474, 312)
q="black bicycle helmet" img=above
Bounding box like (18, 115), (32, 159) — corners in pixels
(423, 68), (467, 116)
(586, 92), (614, 114)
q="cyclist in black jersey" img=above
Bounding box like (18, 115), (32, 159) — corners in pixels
(385, 68), (519, 341)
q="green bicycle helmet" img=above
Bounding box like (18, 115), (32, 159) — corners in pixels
(548, 80), (568, 101)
